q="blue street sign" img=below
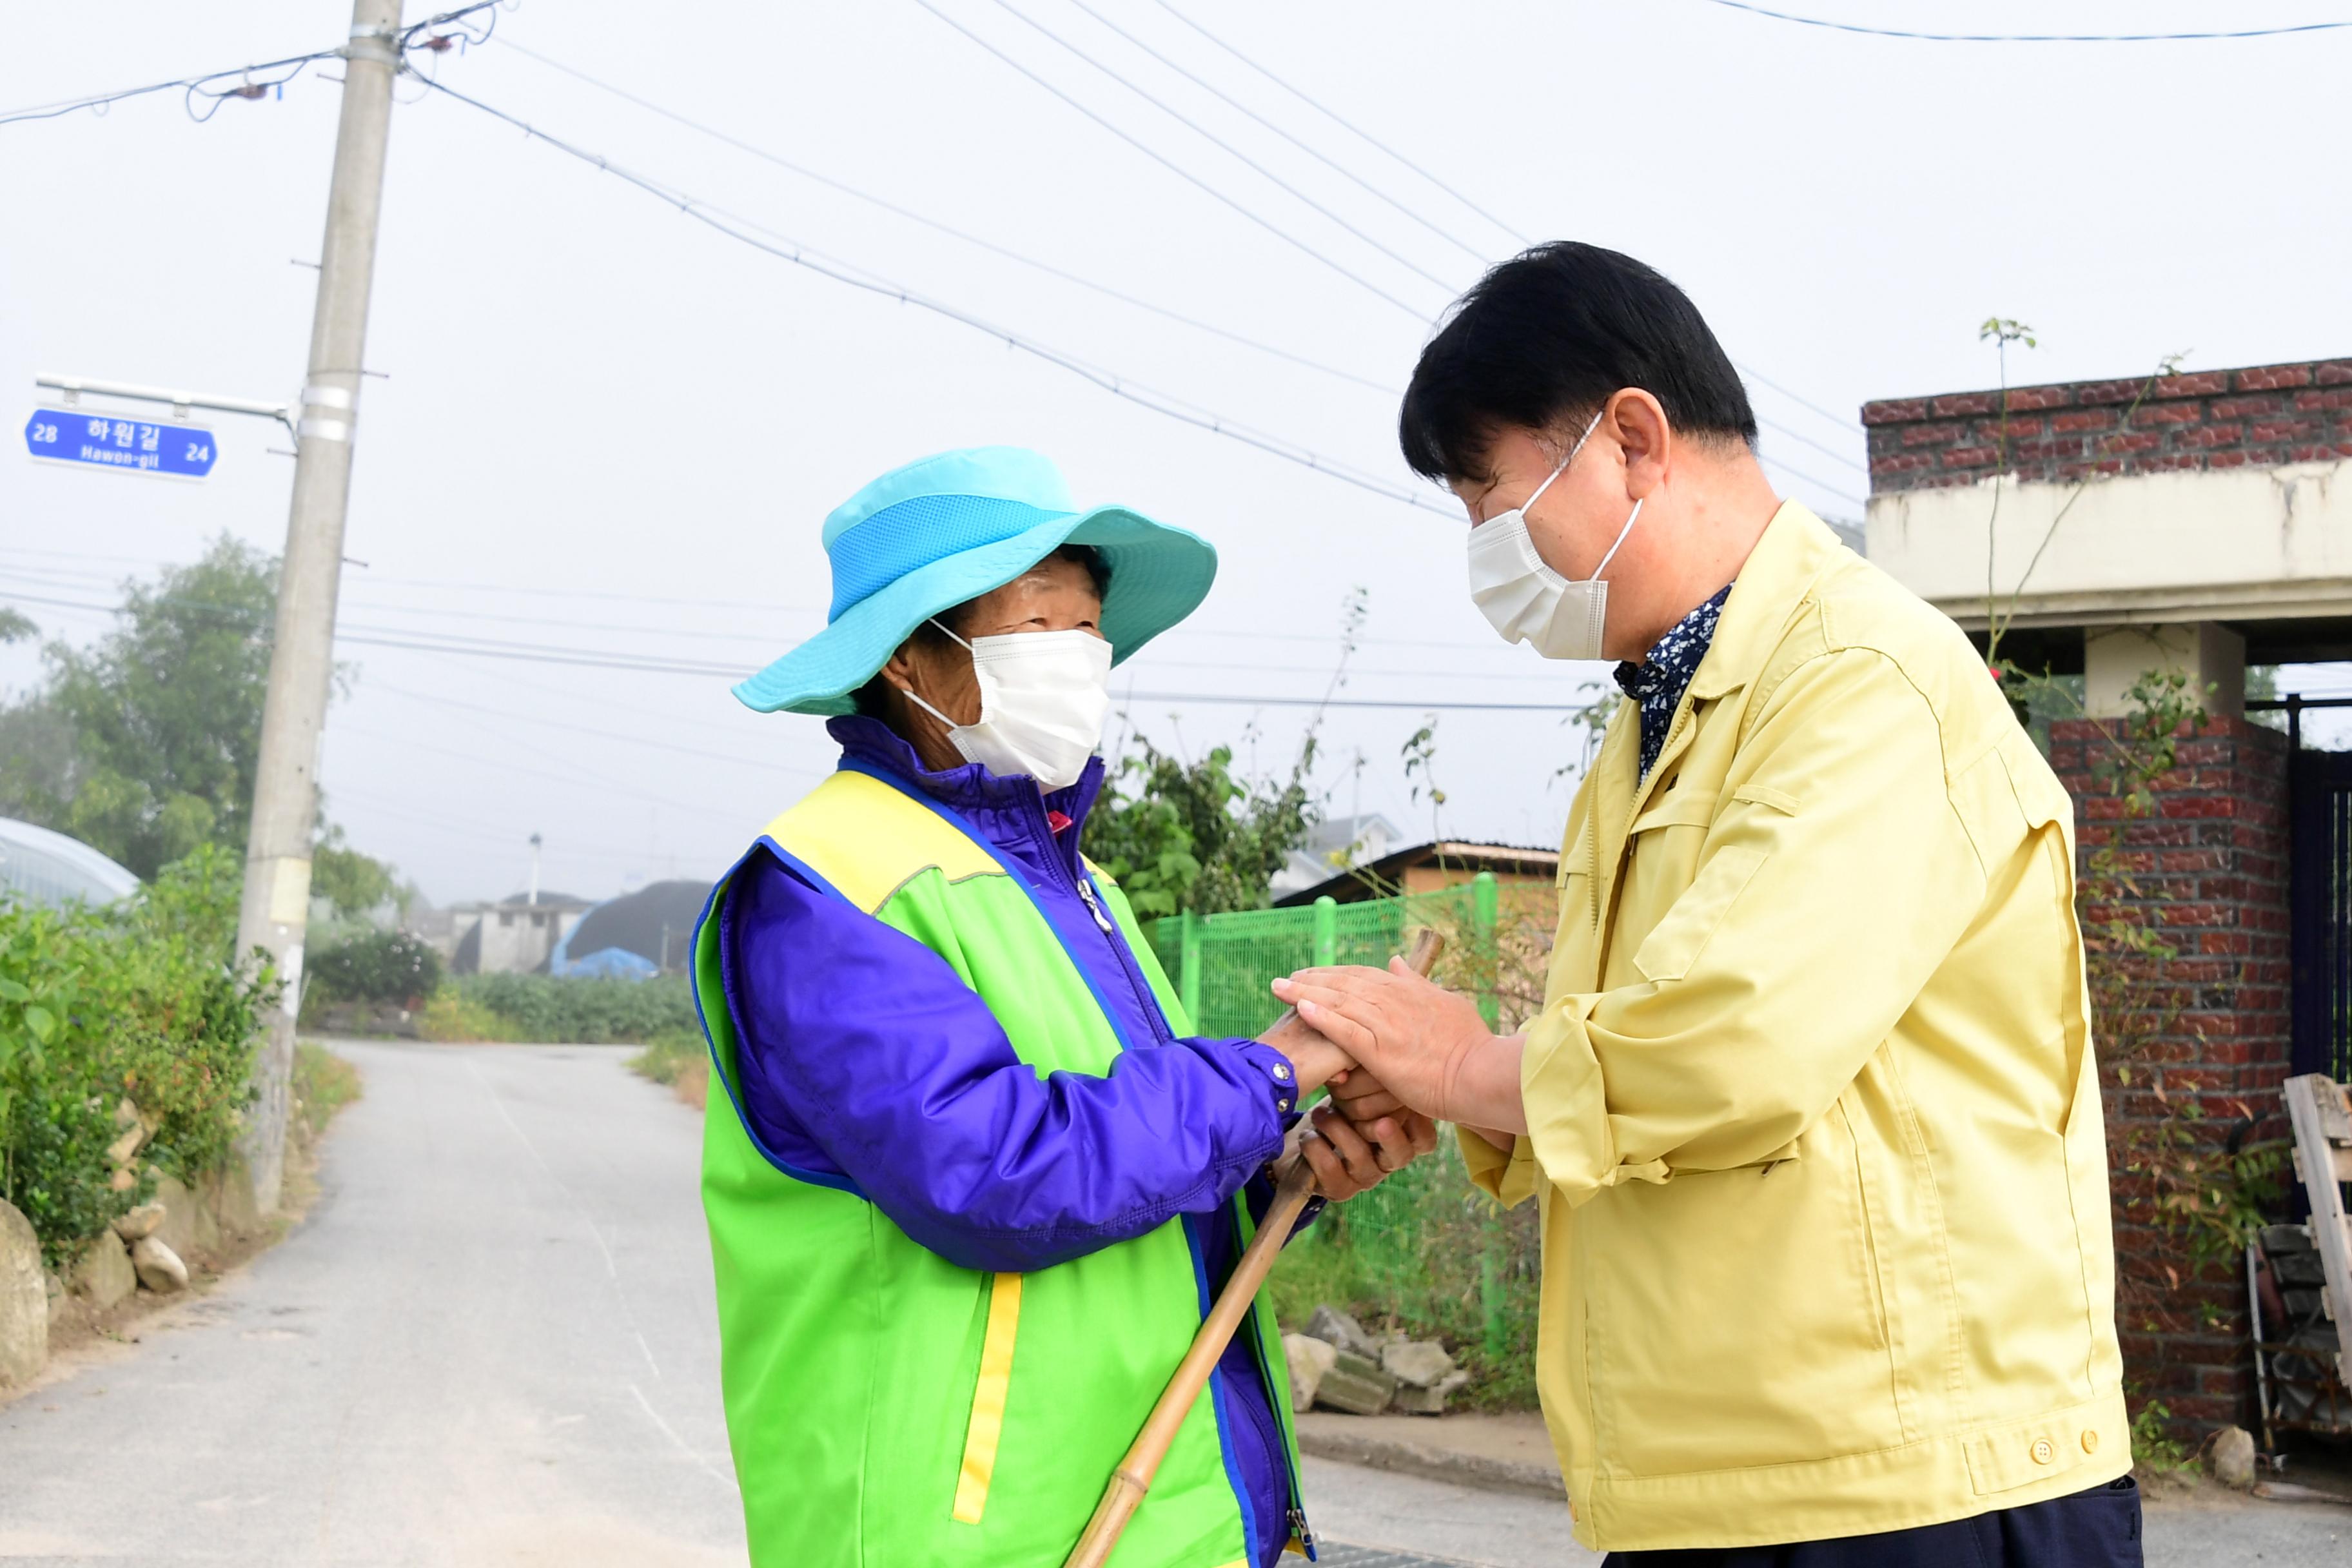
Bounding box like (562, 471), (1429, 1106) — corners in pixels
(23, 407), (217, 478)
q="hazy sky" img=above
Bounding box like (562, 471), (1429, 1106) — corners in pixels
(5, 1), (2348, 905)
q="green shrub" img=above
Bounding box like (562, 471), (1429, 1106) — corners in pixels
(291, 1041), (362, 1142)
(5, 1080), (134, 1271)
(306, 928), (443, 1008)
(0, 844), (273, 1266)
(434, 974), (695, 1044)
(416, 988), (524, 1043)
(627, 1026), (704, 1086)
(1267, 1133), (1544, 1412)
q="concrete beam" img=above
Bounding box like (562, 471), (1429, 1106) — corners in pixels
(1868, 459), (2352, 631)
(2082, 622), (2245, 720)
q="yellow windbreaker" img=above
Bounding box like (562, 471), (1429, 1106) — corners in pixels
(1465, 502), (2129, 1551)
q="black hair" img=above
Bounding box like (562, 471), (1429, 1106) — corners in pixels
(849, 544), (1109, 718)
(1398, 242), (1758, 485)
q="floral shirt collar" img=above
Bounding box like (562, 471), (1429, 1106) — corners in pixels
(1614, 583), (1733, 779)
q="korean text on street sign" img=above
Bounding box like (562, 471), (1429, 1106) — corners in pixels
(23, 407), (217, 478)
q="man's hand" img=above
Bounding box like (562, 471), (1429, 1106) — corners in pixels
(1272, 959), (1531, 1134)
(1295, 1102), (1438, 1199)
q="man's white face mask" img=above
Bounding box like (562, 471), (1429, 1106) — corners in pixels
(898, 621), (1113, 791)
(1465, 407), (1645, 662)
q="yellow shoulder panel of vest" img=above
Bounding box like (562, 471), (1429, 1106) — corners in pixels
(761, 770), (1003, 913)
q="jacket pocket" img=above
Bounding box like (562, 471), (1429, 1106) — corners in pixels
(1631, 844), (1765, 983)
(951, 1272), (1023, 1524)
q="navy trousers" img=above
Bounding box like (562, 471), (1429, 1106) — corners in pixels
(1602, 1477), (2142, 1568)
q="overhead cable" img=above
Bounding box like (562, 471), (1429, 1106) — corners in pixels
(905, 0), (1435, 320)
(489, 37), (1395, 395)
(0, 1), (504, 126)
(1148, 0), (1526, 246)
(1146, 1), (1868, 441)
(980, 0), (1465, 295)
(1701, 1), (2352, 43)
(1061, 0), (1491, 268)
(407, 72), (1455, 515)
(2, 589), (1577, 712)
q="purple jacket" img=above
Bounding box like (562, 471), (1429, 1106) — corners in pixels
(714, 716), (1308, 1565)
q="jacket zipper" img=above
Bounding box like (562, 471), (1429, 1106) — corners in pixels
(1031, 796), (1312, 1555)
(1024, 791), (1174, 1046)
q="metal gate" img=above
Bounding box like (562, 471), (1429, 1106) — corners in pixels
(2288, 745), (2352, 1080)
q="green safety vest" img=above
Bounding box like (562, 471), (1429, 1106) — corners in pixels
(694, 766), (1302, 1567)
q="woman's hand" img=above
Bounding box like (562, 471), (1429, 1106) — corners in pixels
(1257, 1008), (1355, 1095)
(1295, 1102), (1439, 1200)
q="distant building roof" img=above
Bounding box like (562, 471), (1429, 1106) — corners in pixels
(554, 879), (710, 972)
(1272, 838), (1560, 908)
(0, 818), (141, 909)
(1269, 813), (1403, 896)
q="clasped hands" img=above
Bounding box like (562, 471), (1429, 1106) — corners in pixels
(1253, 955), (1527, 1202)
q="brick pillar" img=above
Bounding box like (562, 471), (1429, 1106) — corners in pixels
(2045, 716), (2291, 1432)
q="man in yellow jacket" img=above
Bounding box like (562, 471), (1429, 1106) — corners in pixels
(1275, 242), (2139, 1565)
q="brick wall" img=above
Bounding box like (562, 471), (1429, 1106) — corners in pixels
(1863, 358), (2352, 496)
(2045, 716), (2292, 1429)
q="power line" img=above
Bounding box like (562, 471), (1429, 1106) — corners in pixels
(981, 0), (1464, 295)
(1700, 1), (2352, 43)
(363, 678), (825, 776)
(489, 35), (1397, 396)
(1060, 0), (1491, 268)
(1147, 1), (1869, 442)
(1754, 451), (1864, 508)
(0, 550), (1518, 654)
(407, 70), (1455, 515)
(0, 1), (504, 126)
(905, 0), (1435, 320)
(1, 588), (1578, 712)
(1148, 0), (1525, 246)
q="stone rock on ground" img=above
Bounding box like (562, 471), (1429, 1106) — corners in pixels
(0, 1198), (46, 1386)
(1284, 1333), (1338, 1415)
(1315, 1349), (1398, 1416)
(153, 1177), (220, 1260)
(1305, 1303), (1380, 1360)
(1393, 1369), (1473, 1416)
(1382, 1339), (1457, 1389)
(130, 1235), (189, 1295)
(112, 1202), (166, 1242)
(201, 1165), (261, 1241)
(2211, 1426), (2257, 1490)
(72, 1231), (138, 1311)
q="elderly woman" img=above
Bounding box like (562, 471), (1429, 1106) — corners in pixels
(692, 447), (1433, 1568)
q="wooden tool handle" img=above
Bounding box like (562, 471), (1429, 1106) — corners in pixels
(1064, 927), (1446, 1568)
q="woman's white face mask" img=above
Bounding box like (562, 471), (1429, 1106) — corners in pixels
(1465, 407), (1644, 662)
(897, 622), (1113, 791)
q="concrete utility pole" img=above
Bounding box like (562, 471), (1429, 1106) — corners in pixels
(236, 0), (406, 1215)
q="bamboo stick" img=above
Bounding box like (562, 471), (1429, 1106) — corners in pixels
(1064, 928), (1446, 1568)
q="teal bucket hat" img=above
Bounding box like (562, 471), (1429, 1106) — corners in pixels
(734, 446), (1219, 715)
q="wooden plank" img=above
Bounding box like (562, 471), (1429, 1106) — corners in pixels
(2284, 1075), (2352, 1384)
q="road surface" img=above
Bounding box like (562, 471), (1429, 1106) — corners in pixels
(0, 1041), (2343, 1566)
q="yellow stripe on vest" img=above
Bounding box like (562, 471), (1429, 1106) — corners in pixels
(952, 1272), (1023, 1524)
(764, 769), (1003, 914)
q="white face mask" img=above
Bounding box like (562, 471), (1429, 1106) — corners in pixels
(1465, 407), (1645, 662)
(898, 622), (1113, 792)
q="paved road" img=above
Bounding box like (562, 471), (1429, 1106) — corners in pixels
(0, 1041), (2344, 1567)
(0, 1041), (744, 1567)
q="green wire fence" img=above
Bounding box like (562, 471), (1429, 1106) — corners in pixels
(1144, 875), (1542, 1397)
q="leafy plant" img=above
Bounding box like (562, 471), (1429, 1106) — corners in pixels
(420, 974), (696, 1044)
(0, 843), (273, 1264)
(306, 929), (444, 1009)
(311, 825), (402, 921)
(1085, 737), (1319, 917)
